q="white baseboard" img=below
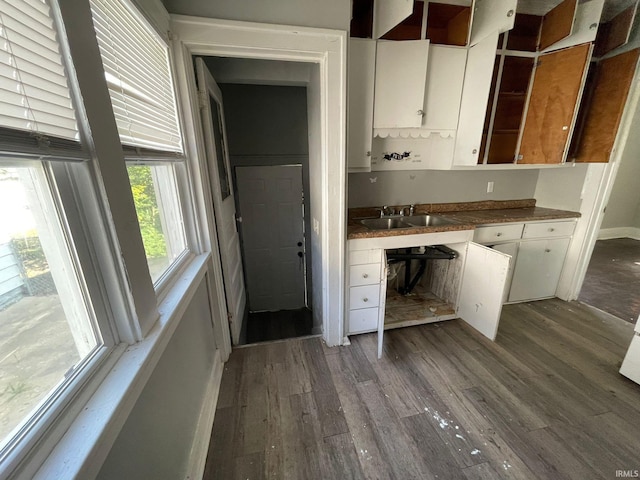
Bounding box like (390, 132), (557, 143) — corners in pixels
(184, 349), (224, 480)
(598, 227), (640, 240)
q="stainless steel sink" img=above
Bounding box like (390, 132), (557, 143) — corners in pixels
(402, 215), (458, 227)
(360, 217), (412, 230)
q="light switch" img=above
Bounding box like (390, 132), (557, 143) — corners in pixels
(487, 181), (494, 193)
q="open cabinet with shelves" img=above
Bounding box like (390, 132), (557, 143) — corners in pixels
(474, 0), (603, 166)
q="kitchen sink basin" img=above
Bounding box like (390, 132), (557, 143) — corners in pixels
(360, 217), (412, 230)
(402, 215), (458, 227)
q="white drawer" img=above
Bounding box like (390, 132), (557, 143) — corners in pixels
(349, 263), (381, 287)
(348, 307), (379, 334)
(349, 248), (382, 266)
(349, 284), (381, 310)
(522, 221), (575, 239)
(473, 223), (524, 244)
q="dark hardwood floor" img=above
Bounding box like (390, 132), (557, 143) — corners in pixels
(245, 308), (313, 344)
(579, 238), (640, 323)
(205, 298), (640, 479)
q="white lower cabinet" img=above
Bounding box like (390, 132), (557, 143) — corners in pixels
(475, 219), (576, 303)
(508, 238), (571, 302)
(347, 230), (510, 358)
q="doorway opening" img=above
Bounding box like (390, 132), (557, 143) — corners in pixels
(198, 58), (317, 345)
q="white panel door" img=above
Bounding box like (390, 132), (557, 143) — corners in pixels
(373, 0), (414, 39)
(454, 31), (500, 166)
(468, 0), (517, 46)
(236, 165), (306, 312)
(458, 242), (510, 340)
(373, 40), (430, 129)
(196, 58), (246, 345)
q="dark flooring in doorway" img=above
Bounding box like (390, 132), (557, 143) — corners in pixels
(246, 308), (313, 344)
(579, 237), (640, 323)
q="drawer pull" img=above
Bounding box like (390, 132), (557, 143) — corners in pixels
(548, 228), (555, 232)
(496, 232), (502, 237)
(545, 249), (551, 253)
(363, 297), (369, 303)
(362, 273), (369, 279)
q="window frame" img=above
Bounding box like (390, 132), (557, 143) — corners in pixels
(0, 0), (204, 475)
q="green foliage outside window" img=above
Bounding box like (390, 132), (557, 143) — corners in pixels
(127, 166), (167, 259)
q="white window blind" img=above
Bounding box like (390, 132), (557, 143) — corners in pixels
(0, 0), (83, 158)
(90, 0), (183, 156)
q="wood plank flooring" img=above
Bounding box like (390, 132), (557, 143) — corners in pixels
(579, 238), (640, 323)
(204, 298), (640, 480)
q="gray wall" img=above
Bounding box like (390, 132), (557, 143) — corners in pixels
(161, 0), (350, 30)
(97, 281), (217, 480)
(221, 84), (309, 156)
(348, 169), (540, 208)
(600, 101), (640, 230)
(220, 83), (314, 313)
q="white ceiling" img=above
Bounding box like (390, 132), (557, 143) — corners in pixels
(516, 0), (637, 21)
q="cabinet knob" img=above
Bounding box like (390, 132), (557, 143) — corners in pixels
(472, 148), (478, 154)
(545, 249), (551, 253)
(366, 151), (371, 157)
(417, 109), (425, 117)
(548, 228), (555, 232)
(363, 273), (369, 278)
(363, 297), (369, 303)
(507, 9), (514, 17)
(496, 232), (502, 237)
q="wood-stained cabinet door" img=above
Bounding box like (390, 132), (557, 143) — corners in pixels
(538, 0), (578, 51)
(574, 48), (640, 163)
(517, 43), (591, 164)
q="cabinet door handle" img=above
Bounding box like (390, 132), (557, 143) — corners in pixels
(362, 273), (369, 278)
(417, 109), (425, 117)
(363, 297), (369, 303)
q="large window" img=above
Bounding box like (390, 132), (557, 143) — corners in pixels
(0, 166), (100, 450)
(0, 0), (115, 467)
(90, 0), (189, 285)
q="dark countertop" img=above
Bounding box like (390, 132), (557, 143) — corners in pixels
(347, 200), (580, 240)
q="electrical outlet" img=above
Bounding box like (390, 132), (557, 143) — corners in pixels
(487, 181), (494, 193)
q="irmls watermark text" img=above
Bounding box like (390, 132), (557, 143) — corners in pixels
(616, 470), (639, 478)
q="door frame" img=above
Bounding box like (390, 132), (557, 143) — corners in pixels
(171, 16), (347, 346)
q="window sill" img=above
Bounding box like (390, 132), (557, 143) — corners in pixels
(27, 253), (210, 480)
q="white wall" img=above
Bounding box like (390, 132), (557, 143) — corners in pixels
(600, 101), (640, 231)
(161, 0), (350, 30)
(96, 281), (217, 480)
(347, 169), (540, 208)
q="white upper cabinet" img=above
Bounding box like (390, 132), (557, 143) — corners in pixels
(373, 40), (430, 129)
(348, 38), (376, 172)
(468, 0), (517, 46)
(453, 30), (500, 166)
(373, 0), (414, 38)
(422, 45), (467, 131)
(540, 0), (604, 53)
